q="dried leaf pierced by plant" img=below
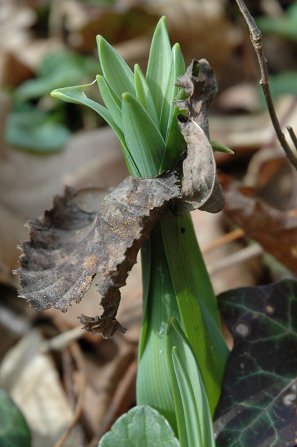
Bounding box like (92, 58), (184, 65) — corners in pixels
(19, 175), (180, 337)
(18, 60), (224, 337)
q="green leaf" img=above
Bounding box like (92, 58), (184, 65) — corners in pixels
(257, 3), (297, 41)
(160, 43), (185, 138)
(51, 84), (139, 174)
(211, 139), (234, 154)
(5, 109), (70, 152)
(215, 279), (297, 447)
(15, 51), (97, 101)
(259, 71), (297, 103)
(161, 213), (228, 415)
(51, 82), (115, 127)
(96, 74), (122, 128)
(121, 92), (165, 177)
(137, 225), (180, 433)
(0, 389), (31, 447)
(161, 43), (187, 170)
(98, 405), (180, 447)
(97, 35), (135, 98)
(134, 64), (158, 125)
(146, 16), (172, 120)
(166, 320), (216, 447)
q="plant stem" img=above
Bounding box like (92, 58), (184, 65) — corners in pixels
(161, 212), (228, 413)
(235, 0), (297, 170)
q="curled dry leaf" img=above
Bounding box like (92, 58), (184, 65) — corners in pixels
(18, 60), (224, 336)
(177, 59), (224, 213)
(18, 174), (180, 337)
(222, 176), (297, 275)
(178, 116), (224, 213)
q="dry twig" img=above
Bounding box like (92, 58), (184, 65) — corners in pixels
(203, 228), (245, 253)
(54, 342), (86, 447)
(87, 358), (137, 447)
(235, 0), (297, 170)
(208, 244), (263, 275)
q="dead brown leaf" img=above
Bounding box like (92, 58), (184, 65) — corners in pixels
(19, 173), (180, 337)
(223, 176), (297, 275)
(177, 59), (224, 213)
(0, 330), (75, 447)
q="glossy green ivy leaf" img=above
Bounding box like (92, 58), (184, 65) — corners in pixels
(0, 389), (31, 447)
(166, 320), (216, 447)
(146, 17), (172, 121)
(97, 35), (135, 98)
(5, 109), (70, 152)
(98, 405), (180, 447)
(215, 279), (297, 447)
(121, 92), (165, 176)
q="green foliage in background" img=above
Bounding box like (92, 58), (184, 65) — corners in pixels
(5, 50), (98, 152)
(0, 389), (31, 447)
(257, 3), (297, 41)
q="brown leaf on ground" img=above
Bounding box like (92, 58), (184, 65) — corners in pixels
(19, 173), (180, 337)
(223, 176), (297, 275)
(0, 330), (75, 447)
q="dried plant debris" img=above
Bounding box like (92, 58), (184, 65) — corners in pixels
(176, 59), (218, 136)
(18, 60), (224, 336)
(215, 280), (297, 447)
(223, 177), (297, 275)
(19, 174), (180, 337)
(178, 116), (224, 213)
(177, 59), (224, 213)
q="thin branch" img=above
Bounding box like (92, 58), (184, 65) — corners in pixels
(208, 244), (263, 275)
(287, 126), (297, 151)
(202, 228), (245, 254)
(235, 0), (297, 171)
(54, 342), (86, 447)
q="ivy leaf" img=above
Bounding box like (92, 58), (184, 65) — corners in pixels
(0, 389), (31, 447)
(98, 405), (180, 447)
(215, 279), (297, 447)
